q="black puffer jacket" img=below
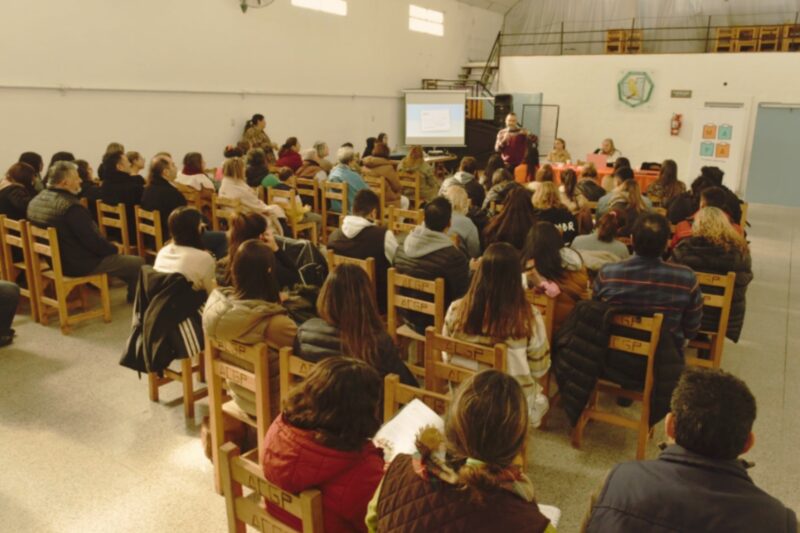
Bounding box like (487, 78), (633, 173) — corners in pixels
(553, 299), (684, 427)
(293, 318), (418, 386)
(670, 237), (752, 342)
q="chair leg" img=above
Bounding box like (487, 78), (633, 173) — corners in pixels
(181, 358), (194, 420)
(100, 277), (112, 322)
(571, 412), (590, 450)
(148, 372), (160, 402)
(636, 423), (649, 460)
(56, 284), (72, 335)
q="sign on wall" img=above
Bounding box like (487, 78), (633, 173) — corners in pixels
(617, 71), (654, 108)
(688, 104), (750, 192)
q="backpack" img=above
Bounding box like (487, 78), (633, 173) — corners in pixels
(577, 179), (607, 202)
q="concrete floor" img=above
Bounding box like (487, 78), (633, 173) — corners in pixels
(1, 203), (797, 532)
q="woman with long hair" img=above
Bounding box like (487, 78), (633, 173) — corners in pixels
(514, 143), (540, 185)
(219, 156), (286, 229)
(442, 184), (481, 258)
(532, 182), (578, 244)
(294, 263), (416, 385)
(482, 168), (521, 213)
(275, 137), (302, 172)
(362, 142), (407, 208)
(367, 370), (554, 532)
(481, 153), (504, 191)
(245, 148), (271, 188)
(0, 162), (37, 220)
(175, 151), (215, 192)
(521, 221), (590, 333)
(153, 207), (216, 293)
(559, 168), (586, 213)
(547, 137), (571, 164)
(647, 159), (685, 205)
(571, 208), (631, 272)
(398, 145), (438, 202)
(527, 163), (554, 193)
(263, 357), (384, 533)
(443, 243), (550, 425)
(608, 179), (649, 236)
(203, 239), (297, 417)
(670, 206), (752, 343)
(483, 186), (536, 250)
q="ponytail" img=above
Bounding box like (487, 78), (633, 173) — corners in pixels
(596, 209), (627, 242)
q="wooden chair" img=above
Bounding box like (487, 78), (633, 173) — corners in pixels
(386, 206), (423, 234)
(423, 326), (507, 394)
(325, 250), (376, 300)
(739, 202), (748, 228)
(147, 356), (207, 421)
(211, 195), (241, 231)
(292, 176), (320, 214)
(525, 289), (557, 427)
(0, 216), (38, 321)
(220, 442), (324, 533)
(278, 347), (316, 404)
(175, 183), (200, 207)
(96, 201), (134, 254)
(383, 373), (450, 422)
(571, 313), (664, 460)
(363, 175), (388, 221)
(321, 181), (348, 243)
(398, 171), (422, 209)
(134, 207), (164, 261)
(28, 226), (112, 334)
(686, 272), (736, 369)
(267, 188), (318, 244)
(386, 268), (445, 379)
(206, 336), (273, 493)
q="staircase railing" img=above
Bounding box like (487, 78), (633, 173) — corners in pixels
(480, 31), (502, 90)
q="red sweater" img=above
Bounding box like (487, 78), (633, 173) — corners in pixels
(495, 128), (528, 167)
(262, 415), (385, 533)
(276, 150), (302, 172)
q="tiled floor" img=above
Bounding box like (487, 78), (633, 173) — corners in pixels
(1, 203), (797, 532)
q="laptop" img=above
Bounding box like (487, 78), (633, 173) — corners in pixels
(586, 153), (608, 168)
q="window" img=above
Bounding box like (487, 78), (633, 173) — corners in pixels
(291, 0), (347, 16)
(409, 4), (444, 36)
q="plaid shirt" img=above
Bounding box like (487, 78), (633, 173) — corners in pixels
(593, 254), (703, 346)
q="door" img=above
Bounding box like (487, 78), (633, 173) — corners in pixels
(746, 105), (800, 207)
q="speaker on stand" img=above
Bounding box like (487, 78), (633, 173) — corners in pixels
(493, 94), (513, 126)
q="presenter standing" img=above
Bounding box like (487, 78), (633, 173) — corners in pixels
(495, 113), (534, 171)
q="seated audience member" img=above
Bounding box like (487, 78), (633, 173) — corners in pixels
(367, 370), (555, 533)
(275, 137), (302, 172)
(607, 179), (650, 237)
(559, 168), (588, 214)
(670, 207), (752, 343)
(548, 137), (571, 164)
(443, 243), (551, 426)
(362, 142), (407, 209)
(362, 137), (377, 160)
(514, 142), (540, 185)
(398, 145), (438, 202)
(295, 148), (327, 184)
(522, 221), (590, 333)
(646, 159), (685, 206)
(327, 189), (397, 313)
(440, 156), (485, 210)
(666, 174), (714, 225)
(481, 153), (505, 192)
(176, 152), (215, 192)
(75, 159), (102, 207)
(241, 113), (277, 162)
(314, 141), (333, 173)
(245, 148), (272, 188)
(600, 157), (631, 192)
(593, 213), (702, 350)
(0, 281), (20, 347)
(263, 357), (383, 533)
(594, 137), (622, 163)
(596, 166), (652, 218)
(582, 368), (798, 532)
(126, 151), (146, 185)
(27, 161), (144, 302)
(394, 197), (470, 333)
(495, 112), (531, 169)
(97, 143), (124, 181)
(671, 186), (743, 248)
(0, 162), (37, 220)
(482, 168), (520, 211)
(99, 150), (143, 245)
(215, 212), (299, 289)
(442, 185), (481, 258)
(153, 207), (215, 294)
(571, 208), (631, 272)
(527, 163), (554, 193)
(329, 146), (369, 213)
(532, 182), (578, 244)
(701, 165), (743, 224)
(19, 151), (45, 192)
(203, 239), (297, 417)
(483, 187), (536, 251)
(377, 132), (389, 147)
(219, 157), (285, 222)
(294, 264), (416, 384)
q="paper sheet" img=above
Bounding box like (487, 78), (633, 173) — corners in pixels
(373, 399), (444, 462)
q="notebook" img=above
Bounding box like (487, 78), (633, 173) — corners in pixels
(373, 399), (445, 462)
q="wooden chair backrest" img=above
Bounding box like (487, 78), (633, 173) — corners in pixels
(525, 289), (556, 342)
(0, 216), (32, 284)
(96, 201), (131, 252)
(279, 347), (316, 403)
(586, 201), (599, 215)
(383, 373), (450, 422)
(267, 187), (299, 221)
(28, 225), (63, 279)
(386, 206), (423, 234)
(386, 268), (445, 342)
(424, 327), (507, 393)
(325, 250), (376, 282)
(739, 202), (748, 227)
(362, 175), (387, 220)
(687, 271), (736, 368)
(321, 181), (348, 241)
(211, 195), (241, 231)
(220, 442), (324, 533)
(293, 177), (319, 213)
(175, 183), (200, 206)
(398, 171), (422, 209)
(134, 206), (163, 259)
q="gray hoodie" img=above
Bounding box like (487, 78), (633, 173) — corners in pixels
(402, 224), (457, 259)
(439, 171), (476, 195)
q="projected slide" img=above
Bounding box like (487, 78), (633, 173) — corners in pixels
(407, 104), (464, 139)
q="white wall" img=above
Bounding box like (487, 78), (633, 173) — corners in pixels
(0, 0), (502, 167)
(499, 53), (800, 194)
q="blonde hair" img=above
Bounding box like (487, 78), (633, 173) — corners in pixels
(610, 179), (646, 213)
(402, 145), (424, 168)
(532, 181), (563, 210)
(602, 138), (617, 153)
(535, 164), (554, 183)
(692, 207), (748, 253)
(443, 184), (470, 214)
(223, 157), (245, 181)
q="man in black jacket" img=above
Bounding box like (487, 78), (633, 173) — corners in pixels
(394, 196), (469, 333)
(99, 150), (143, 245)
(583, 368), (797, 532)
(27, 161), (144, 302)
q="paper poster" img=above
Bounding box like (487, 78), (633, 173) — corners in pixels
(689, 105), (749, 191)
(703, 124), (717, 139)
(715, 142), (731, 158)
(718, 124), (733, 140)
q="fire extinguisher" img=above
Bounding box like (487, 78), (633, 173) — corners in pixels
(671, 113), (682, 136)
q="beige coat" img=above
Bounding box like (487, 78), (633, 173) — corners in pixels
(361, 156), (403, 206)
